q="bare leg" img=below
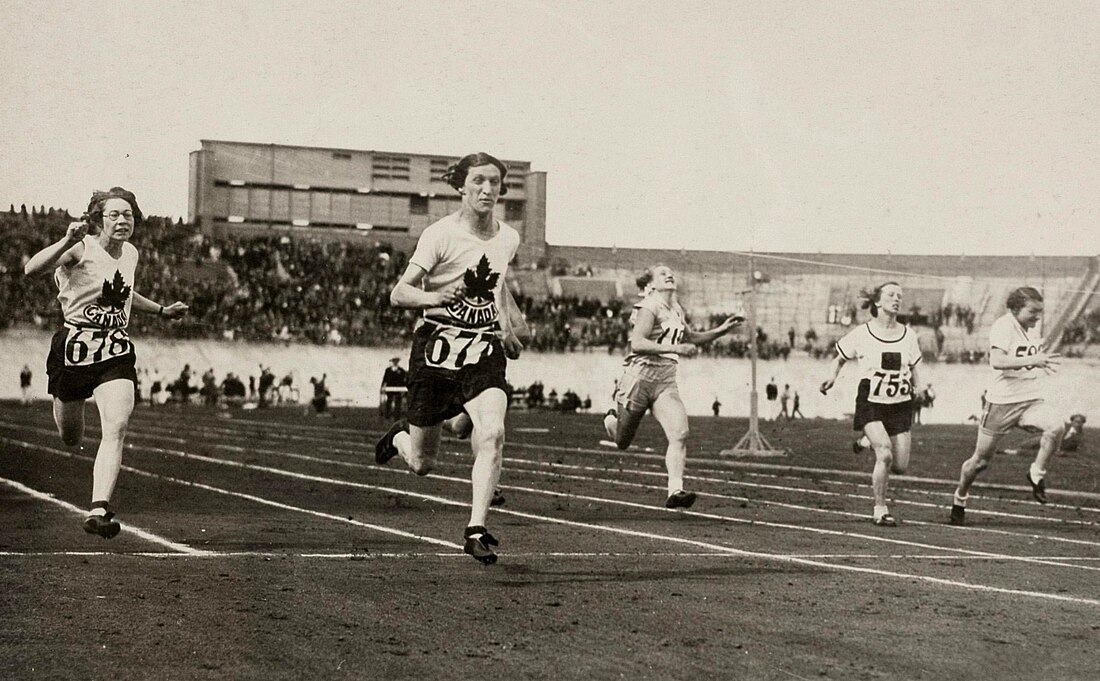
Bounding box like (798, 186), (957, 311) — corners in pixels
(955, 430), (1000, 501)
(863, 421), (894, 514)
(463, 388), (508, 529)
(394, 423), (442, 476)
(53, 398), (86, 447)
(605, 404), (645, 450)
(88, 379), (135, 507)
(651, 391), (690, 496)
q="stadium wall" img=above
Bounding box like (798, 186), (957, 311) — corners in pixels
(4, 328), (1098, 427)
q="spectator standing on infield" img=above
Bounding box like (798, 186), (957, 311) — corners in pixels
(374, 152), (525, 564)
(779, 384), (791, 420)
(23, 187), (187, 538)
(380, 357), (407, 419)
(19, 364), (32, 404)
(790, 389), (805, 419)
(765, 377), (779, 420)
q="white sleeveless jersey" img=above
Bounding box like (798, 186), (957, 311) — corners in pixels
(624, 294), (687, 367)
(54, 237), (138, 329)
(835, 323), (922, 404)
(985, 312), (1044, 404)
(409, 215), (520, 331)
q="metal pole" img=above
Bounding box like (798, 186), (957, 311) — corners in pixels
(747, 252), (759, 453)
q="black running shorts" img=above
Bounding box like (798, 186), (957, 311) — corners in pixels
(405, 321), (508, 427)
(46, 326), (137, 403)
(853, 378), (913, 436)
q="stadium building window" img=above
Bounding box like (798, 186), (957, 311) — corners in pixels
(332, 152), (352, 160)
(505, 200), (524, 222)
(410, 194), (429, 216)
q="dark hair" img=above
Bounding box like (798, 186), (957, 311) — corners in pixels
(635, 264), (670, 291)
(860, 281), (901, 318)
(85, 187), (143, 235)
(441, 153), (509, 196)
(1006, 286), (1043, 313)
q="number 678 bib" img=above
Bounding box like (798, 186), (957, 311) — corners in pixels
(64, 327), (134, 367)
(423, 325), (495, 371)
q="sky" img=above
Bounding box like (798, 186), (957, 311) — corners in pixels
(1, 0), (1098, 256)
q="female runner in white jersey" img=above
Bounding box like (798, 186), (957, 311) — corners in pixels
(949, 286), (1063, 525)
(23, 187), (188, 538)
(603, 265), (743, 508)
(374, 153), (525, 564)
(820, 282), (924, 526)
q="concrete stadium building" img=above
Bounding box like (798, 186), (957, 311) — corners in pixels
(188, 140), (548, 263)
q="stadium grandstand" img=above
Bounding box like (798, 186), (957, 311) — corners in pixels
(4, 201), (1099, 364)
(2, 141), (1098, 362)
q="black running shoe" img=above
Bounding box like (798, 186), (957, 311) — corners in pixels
(852, 439), (864, 454)
(83, 513), (121, 539)
(949, 504), (966, 526)
(463, 526), (499, 564)
(665, 490), (697, 509)
(375, 418), (409, 465)
(490, 489), (506, 507)
(1026, 472), (1047, 504)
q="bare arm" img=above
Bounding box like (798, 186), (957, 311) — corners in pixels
(132, 291), (189, 318)
(909, 362), (924, 397)
(24, 220), (87, 276)
(989, 347), (1060, 372)
(389, 263), (463, 309)
(630, 308), (696, 357)
(684, 315), (744, 345)
(819, 354), (848, 394)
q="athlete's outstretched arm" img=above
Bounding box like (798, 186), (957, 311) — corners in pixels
(131, 291), (189, 319)
(684, 315), (743, 345)
(390, 263), (463, 309)
(819, 354), (848, 394)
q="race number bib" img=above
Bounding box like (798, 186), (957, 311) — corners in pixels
(869, 369), (911, 404)
(423, 325), (494, 371)
(64, 327), (134, 367)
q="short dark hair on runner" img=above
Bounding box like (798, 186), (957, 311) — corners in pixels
(1006, 286), (1043, 313)
(1007, 286), (1042, 312)
(85, 187), (144, 234)
(441, 153), (509, 196)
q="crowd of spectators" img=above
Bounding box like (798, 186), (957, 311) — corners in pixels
(8, 206), (1094, 363)
(1062, 308), (1100, 347)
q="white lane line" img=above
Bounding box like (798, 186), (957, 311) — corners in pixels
(8, 424), (1100, 604)
(0, 436), (460, 551)
(0, 476), (205, 555)
(107, 418), (1100, 529)
(94, 436), (1100, 594)
(488, 454), (1100, 542)
(97, 423), (1100, 565)
(16, 418), (1098, 556)
(2, 550), (1099, 562)
(121, 423), (1100, 554)
(116, 416), (1100, 514)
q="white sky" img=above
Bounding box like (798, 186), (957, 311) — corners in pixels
(1, 0), (1097, 255)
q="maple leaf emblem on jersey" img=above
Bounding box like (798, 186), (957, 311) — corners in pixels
(463, 255), (500, 302)
(97, 270), (132, 310)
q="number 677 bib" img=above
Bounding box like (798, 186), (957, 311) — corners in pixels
(423, 325), (496, 371)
